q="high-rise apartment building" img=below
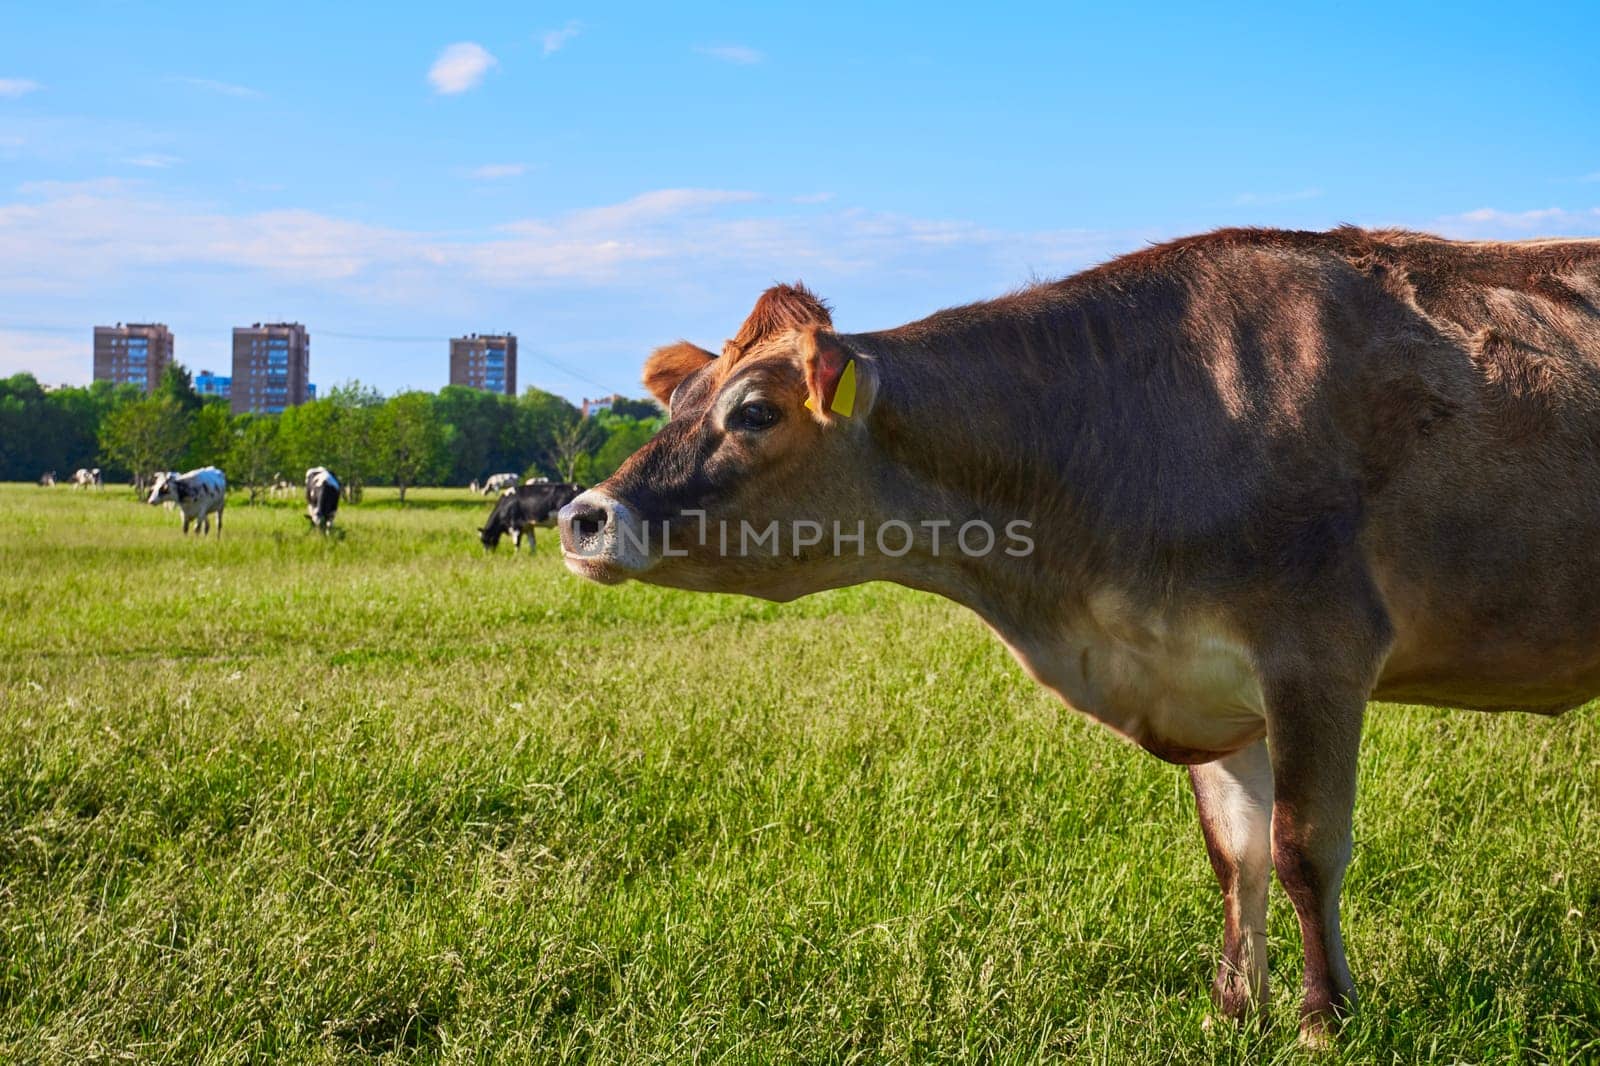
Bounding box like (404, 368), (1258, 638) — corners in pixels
(92, 323), (174, 393)
(449, 333), (517, 395)
(231, 322), (310, 414)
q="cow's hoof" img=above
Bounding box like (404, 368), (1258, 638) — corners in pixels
(1296, 1001), (1351, 1051)
(1203, 1005), (1269, 1034)
(1297, 1019), (1336, 1051)
(1207, 963), (1267, 1029)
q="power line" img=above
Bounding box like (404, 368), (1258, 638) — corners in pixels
(318, 329), (446, 343)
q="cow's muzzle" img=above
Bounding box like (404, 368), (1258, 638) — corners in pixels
(558, 490), (654, 583)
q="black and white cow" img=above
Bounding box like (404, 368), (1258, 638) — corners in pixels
(72, 467), (102, 489)
(147, 467), (227, 534)
(305, 466), (340, 533)
(478, 472), (519, 495)
(38, 471), (55, 487)
(480, 482), (584, 552)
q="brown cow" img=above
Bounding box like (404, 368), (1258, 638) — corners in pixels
(557, 227), (1600, 1044)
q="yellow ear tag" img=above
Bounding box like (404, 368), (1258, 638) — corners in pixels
(830, 359), (857, 417)
(804, 359), (857, 416)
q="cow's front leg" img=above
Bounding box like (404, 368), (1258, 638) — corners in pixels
(1189, 737), (1272, 1023)
(182, 514), (192, 534)
(1264, 674), (1364, 1047)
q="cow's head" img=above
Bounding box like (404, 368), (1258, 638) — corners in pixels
(146, 471), (177, 506)
(559, 284), (912, 602)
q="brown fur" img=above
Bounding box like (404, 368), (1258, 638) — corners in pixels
(568, 227), (1600, 1040)
(643, 341), (716, 406)
(724, 282), (832, 359)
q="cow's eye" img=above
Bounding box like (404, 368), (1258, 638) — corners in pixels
(734, 401), (780, 431)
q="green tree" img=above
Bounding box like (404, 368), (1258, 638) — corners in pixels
(608, 397), (664, 421)
(376, 391), (450, 504)
(574, 416), (661, 484)
(0, 375), (142, 481)
(53, 380), (142, 476)
(542, 417), (600, 483)
(277, 399), (336, 481)
(518, 388), (584, 479)
(186, 399), (234, 469)
(227, 415), (283, 504)
(435, 385), (512, 485)
(0, 374), (52, 481)
(98, 396), (193, 494)
(276, 383), (383, 502)
(154, 362), (203, 414)
(326, 382), (385, 502)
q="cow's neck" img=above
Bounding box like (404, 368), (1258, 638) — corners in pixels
(844, 321), (1271, 762)
(849, 327), (1096, 631)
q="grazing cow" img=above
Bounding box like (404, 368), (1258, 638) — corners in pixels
(148, 466), (227, 534)
(38, 471), (55, 487)
(478, 472), (519, 495)
(560, 228), (1600, 1044)
(480, 481), (584, 552)
(72, 467), (102, 489)
(305, 466), (340, 532)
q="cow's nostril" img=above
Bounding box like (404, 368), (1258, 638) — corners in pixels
(568, 502), (608, 540)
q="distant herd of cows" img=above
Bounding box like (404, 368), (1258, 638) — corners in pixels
(35, 465), (584, 552)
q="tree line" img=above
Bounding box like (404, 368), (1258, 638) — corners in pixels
(0, 365), (665, 503)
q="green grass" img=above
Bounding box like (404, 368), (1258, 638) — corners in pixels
(0, 483), (1596, 1064)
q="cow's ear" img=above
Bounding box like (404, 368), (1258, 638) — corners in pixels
(643, 341), (715, 406)
(799, 328), (875, 423)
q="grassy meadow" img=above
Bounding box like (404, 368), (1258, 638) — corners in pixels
(0, 483), (1596, 1063)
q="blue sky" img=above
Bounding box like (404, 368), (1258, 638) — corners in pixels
(1, 1), (1596, 401)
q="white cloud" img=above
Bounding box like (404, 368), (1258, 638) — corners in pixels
(697, 45), (764, 66)
(468, 163), (529, 180)
(124, 153), (181, 169)
(0, 329), (87, 386)
(793, 192), (834, 205)
(1438, 206), (1600, 238)
(0, 179), (1144, 304)
(539, 21), (581, 56)
(1231, 188), (1323, 207)
(428, 43), (497, 95)
(0, 179), (416, 293)
(0, 78), (42, 98)
(167, 76), (264, 99)
(0, 182), (1171, 397)
(554, 188), (761, 230)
